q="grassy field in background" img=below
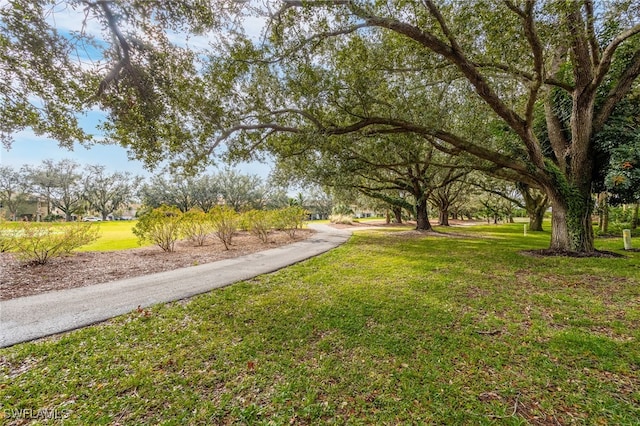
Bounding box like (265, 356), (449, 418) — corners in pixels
(76, 220), (145, 251)
(0, 220), (145, 251)
(1, 223), (639, 424)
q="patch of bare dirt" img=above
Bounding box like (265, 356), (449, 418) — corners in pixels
(0, 230), (314, 301)
(328, 219), (486, 229)
(327, 220), (415, 229)
(521, 249), (625, 258)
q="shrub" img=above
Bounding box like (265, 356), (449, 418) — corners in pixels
(237, 211), (251, 232)
(329, 214), (353, 225)
(0, 229), (16, 253)
(181, 209), (213, 246)
(12, 223), (100, 265)
(43, 214), (64, 222)
(133, 206), (183, 252)
(0, 217), (18, 253)
(209, 206), (238, 250)
(272, 206), (307, 239)
(243, 210), (273, 243)
(60, 224), (101, 254)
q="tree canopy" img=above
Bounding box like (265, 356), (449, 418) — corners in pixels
(3, 0), (640, 252)
(213, 0), (640, 252)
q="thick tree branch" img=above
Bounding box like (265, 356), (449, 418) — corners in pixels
(280, 0), (549, 170)
(543, 44), (570, 173)
(423, 0), (463, 54)
(593, 47), (640, 131)
(521, 0), (544, 126)
(347, 2), (551, 171)
(584, 0), (600, 65)
(269, 109), (325, 129)
(469, 180), (525, 208)
(503, 0), (525, 18)
(566, 5), (594, 91)
(472, 62), (574, 92)
(593, 23), (640, 90)
(92, 1), (135, 95)
(473, 165), (541, 188)
(544, 97), (569, 173)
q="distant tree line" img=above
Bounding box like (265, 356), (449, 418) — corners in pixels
(0, 161), (335, 222)
(0, 159), (140, 221)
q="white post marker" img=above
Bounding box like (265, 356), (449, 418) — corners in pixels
(524, 224), (528, 236)
(623, 229), (632, 250)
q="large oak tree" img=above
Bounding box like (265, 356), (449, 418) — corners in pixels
(211, 0), (640, 253)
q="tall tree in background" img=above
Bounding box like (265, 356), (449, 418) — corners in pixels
(49, 159), (85, 221)
(25, 159), (85, 221)
(216, 169), (270, 212)
(272, 129), (468, 230)
(190, 175), (222, 213)
(429, 174), (471, 226)
(139, 175), (195, 213)
(84, 165), (140, 220)
(23, 160), (57, 216)
(139, 169), (272, 213)
(24, 159), (84, 219)
(0, 165), (29, 220)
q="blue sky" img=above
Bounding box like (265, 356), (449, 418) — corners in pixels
(1, 2), (272, 180)
(0, 131), (274, 180)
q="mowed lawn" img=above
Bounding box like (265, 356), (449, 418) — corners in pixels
(0, 220), (144, 251)
(77, 220), (144, 251)
(1, 223), (639, 424)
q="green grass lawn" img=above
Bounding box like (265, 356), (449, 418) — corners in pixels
(1, 220), (145, 251)
(77, 220), (145, 251)
(1, 223), (639, 424)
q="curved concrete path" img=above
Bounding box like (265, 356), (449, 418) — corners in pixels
(0, 224), (351, 348)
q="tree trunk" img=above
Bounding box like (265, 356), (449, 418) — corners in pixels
(518, 183), (549, 232)
(529, 205), (545, 232)
(438, 208), (450, 226)
(600, 203), (609, 234)
(549, 78), (596, 252)
(65, 212), (73, 222)
(393, 206), (402, 224)
(385, 209), (391, 224)
(597, 193), (608, 233)
(549, 192), (595, 252)
(632, 203), (639, 229)
(415, 199), (432, 231)
(46, 193), (51, 215)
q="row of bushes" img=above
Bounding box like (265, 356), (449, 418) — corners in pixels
(133, 206), (307, 252)
(0, 222), (100, 265)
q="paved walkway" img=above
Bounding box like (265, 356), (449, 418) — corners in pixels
(0, 224), (351, 348)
